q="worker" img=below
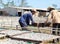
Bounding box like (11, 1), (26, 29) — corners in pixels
(46, 7), (60, 35)
(19, 9), (37, 31)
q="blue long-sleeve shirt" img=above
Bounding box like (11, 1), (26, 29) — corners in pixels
(19, 12), (34, 26)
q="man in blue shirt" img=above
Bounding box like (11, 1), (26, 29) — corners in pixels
(19, 10), (36, 30)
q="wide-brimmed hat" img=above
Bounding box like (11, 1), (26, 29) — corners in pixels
(47, 7), (55, 11)
(31, 9), (37, 12)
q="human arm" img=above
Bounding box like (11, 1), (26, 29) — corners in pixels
(29, 14), (35, 24)
(45, 12), (52, 27)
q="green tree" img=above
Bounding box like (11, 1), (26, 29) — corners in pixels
(8, 1), (15, 6)
(0, 0), (31, 8)
(0, 0), (2, 4)
(19, 0), (31, 7)
(0, 0), (16, 8)
(52, 4), (60, 10)
(52, 4), (57, 9)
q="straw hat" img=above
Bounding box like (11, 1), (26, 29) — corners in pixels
(47, 7), (55, 11)
(31, 9), (37, 12)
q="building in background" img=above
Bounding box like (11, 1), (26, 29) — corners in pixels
(0, 6), (48, 17)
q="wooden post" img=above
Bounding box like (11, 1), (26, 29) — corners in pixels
(16, 25), (18, 29)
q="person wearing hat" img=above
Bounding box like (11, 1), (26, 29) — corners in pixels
(19, 9), (36, 31)
(46, 7), (60, 35)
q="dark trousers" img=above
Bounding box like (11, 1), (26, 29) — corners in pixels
(52, 23), (60, 35)
(19, 21), (28, 30)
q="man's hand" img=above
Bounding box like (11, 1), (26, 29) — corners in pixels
(32, 23), (38, 26)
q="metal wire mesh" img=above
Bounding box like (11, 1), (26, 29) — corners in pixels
(0, 16), (60, 36)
